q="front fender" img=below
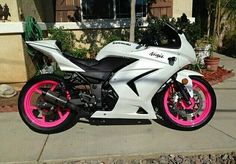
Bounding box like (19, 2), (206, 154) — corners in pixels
(176, 70), (203, 97)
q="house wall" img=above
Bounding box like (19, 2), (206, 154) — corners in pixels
(0, 0), (35, 84)
(0, 35), (28, 83)
(173, 0), (193, 18)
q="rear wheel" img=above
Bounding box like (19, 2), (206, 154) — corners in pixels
(18, 75), (77, 134)
(158, 76), (216, 130)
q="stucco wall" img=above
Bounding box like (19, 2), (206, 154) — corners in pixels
(0, 35), (28, 83)
(173, 0), (193, 18)
(0, 0), (32, 83)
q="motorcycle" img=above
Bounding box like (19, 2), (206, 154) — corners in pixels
(18, 23), (216, 134)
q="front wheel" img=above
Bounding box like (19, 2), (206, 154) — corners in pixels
(158, 76), (216, 130)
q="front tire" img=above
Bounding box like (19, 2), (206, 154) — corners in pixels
(158, 76), (216, 130)
(18, 74), (77, 134)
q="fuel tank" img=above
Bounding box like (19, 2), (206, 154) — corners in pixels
(96, 41), (146, 60)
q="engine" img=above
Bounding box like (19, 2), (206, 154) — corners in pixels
(102, 84), (118, 111)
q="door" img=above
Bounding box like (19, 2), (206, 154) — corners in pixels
(149, 0), (173, 18)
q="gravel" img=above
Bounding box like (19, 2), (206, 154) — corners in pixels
(46, 152), (236, 164)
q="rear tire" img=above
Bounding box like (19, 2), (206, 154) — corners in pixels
(157, 76), (216, 130)
(18, 74), (77, 134)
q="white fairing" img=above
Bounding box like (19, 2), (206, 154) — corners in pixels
(26, 26), (201, 120)
(26, 40), (85, 72)
(92, 33), (198, 119)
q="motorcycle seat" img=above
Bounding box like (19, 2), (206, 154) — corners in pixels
(63, 52), (136, 73)
(63, 52), (99, 67)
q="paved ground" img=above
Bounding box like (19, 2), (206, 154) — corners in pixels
(0, 53), (235, 164)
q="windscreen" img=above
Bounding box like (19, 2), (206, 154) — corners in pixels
(156, 23), (181, 49)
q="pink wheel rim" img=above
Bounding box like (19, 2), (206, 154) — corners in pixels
(24, 80), (70, 128)
(164, 80), (212, 127)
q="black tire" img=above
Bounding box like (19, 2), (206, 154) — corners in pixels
(157, 76), (216, 130)
(18, 74), (77, 134)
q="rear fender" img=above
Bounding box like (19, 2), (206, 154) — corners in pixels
(176, 70), (203, 97)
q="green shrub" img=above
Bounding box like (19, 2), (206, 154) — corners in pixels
(102, 34), (124, 46)
(175, 14), (202, 47)
(77, 29), (128, 56)
(48, 27), (88, 58)
(135, 17), (166, 46)
(71, 48), (88, 59)
(136, 14), (202, 47)
(48, 27), (76, 52)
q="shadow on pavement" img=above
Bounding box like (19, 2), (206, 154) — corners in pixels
(88, 118), (152, 126)
(77, 117), (179, 131)
(152, 118), (179, 131)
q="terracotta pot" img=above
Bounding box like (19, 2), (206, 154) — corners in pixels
(204, 57), (220, 72)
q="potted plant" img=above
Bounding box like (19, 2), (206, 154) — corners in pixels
(203, 50), (220, 72)
(195, 37), (220, 72)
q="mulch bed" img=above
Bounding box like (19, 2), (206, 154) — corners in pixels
(0, 67), (235, 113)
(202, 66), (235, 85)
(0, 104), (18, 113)
(0, 94), (18, 113)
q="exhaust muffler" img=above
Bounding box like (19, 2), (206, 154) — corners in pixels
(42, 90), (90, 118)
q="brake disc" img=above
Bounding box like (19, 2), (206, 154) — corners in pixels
(170, 90), (203, 119)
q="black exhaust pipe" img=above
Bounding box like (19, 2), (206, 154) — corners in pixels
(42, 90), (90, 118)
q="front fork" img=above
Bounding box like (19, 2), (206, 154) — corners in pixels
(173, 76), (192, 105)
(172, 69), (203, 105)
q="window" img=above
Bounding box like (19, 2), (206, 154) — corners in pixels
(116, 0), (130, 18)
(55, 0), (147, 22)
(82, 0), (147, 19)
(136, 0), (147, 17)
(82, 0), (114, 19)
(115, 0), (147, 18)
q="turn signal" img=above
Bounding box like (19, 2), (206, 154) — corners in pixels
(181, 78), (188, 85)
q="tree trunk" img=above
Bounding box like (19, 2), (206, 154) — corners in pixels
(207, 10), (211, 37)
(216, 0), (221, 36)
(213, 0), (219, 35)
(218, 24), (227, 48)
(129, 0), (136, 42)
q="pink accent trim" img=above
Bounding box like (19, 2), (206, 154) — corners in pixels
(24, 80), (70, 128)
(164, 79), (212, 127)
